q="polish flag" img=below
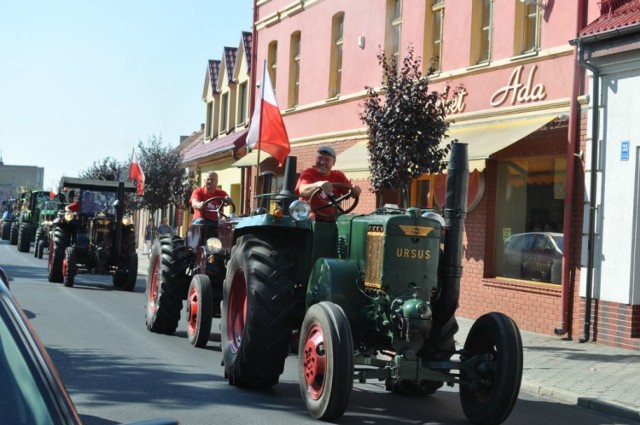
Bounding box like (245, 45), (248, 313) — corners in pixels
(49, 181), (56, 200)
(246, 61), (290, 166)
(129, 150), (145, 195)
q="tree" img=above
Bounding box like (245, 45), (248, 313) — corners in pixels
(135, 135), (196, 214)
(79, 157), (126, 181)
(360, 46), (462, 207)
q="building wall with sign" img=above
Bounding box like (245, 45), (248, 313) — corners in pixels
(247, 1), (626, 347)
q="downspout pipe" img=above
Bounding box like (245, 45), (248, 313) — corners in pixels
(576, 42), (600, 344)
(555, 0), (587, 337)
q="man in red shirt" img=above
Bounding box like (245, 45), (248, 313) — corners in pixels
(295, 146), (361, 222)
(190, 171), (233, 224)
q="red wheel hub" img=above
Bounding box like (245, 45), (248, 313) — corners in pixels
(187, 285), (199, 336)
(148, 256), (160, 314)
(226, 270), (247, 353)
(302, 323), (327, 400)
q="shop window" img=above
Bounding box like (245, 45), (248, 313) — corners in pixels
(494, 157), (565, 284)
(412, 175), (437, 209)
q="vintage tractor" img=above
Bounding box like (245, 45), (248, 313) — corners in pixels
(145, 190), (238, 347)
(15, 190), (51, 253)
(47, 177), (138, 290)
(1, 197), (16, 241)
(219, 143), (522, 425)
(33, 199), (64, 259)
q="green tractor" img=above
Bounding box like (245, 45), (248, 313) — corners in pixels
(221, 143), (522, 424)
(47, 178), (138, 290)
(15, 190), (51, 253)
(33, 198), (64, 259)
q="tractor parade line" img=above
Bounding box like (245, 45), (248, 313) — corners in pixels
(136, 249), (640, 423)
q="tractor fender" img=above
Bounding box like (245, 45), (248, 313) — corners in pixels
(305, 258), (367, 332)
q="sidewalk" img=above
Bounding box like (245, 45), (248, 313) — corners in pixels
(136, 252), (640, 421)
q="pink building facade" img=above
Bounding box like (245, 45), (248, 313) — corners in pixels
(243, 0), (638, 349)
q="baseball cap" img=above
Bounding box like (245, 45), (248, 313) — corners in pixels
(317, 146), (336, 159)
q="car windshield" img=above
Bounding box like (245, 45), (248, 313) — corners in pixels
(0, 297), (61, 425)
(551, 234), (563, 252)
(81, 190), (117, 215)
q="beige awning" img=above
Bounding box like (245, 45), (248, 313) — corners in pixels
(334, 114), (559, 173)
(447, 114), (559, 171)
(232, 150), (273, 167)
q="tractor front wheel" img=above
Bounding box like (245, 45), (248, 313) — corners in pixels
(298, 302), (353, 421)
(459, 312), (523, 425)
(186, 274), (213, 348)
(48, 228), (68, 283)
(145, 235), (188, 334)
(221, 234), (295, 389)
(63, 246), (77, 287)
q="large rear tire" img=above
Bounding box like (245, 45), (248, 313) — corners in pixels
(221, 234), (295, 389)
(186, 274), (213, 348)
(17, 222), (32, 253)
(1, 221), (10, 240)
(10, 221), (19, 245)
(459, 312), (523, 425)
(145, 235), (188, 334)
(299, 302), (353, 421)
(48, 227), (69, 283)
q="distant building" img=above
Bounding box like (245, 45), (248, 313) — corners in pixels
(0, 156), (44, 200)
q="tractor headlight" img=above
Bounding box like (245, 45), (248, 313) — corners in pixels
(64, 211), (75, 221)
(206, 237), (223, 254)
(421, 211), (446, 227)
(122, 215), (134, 226)
(289, 200), (311, 222)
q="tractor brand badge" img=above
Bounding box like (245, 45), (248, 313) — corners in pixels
(398, 225), (434, 237)
(396, 248), (432, 260)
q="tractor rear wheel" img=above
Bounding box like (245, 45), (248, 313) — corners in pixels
(9, 222), (18, 245)
(17, 222), (32, 253)
(63, 246), (77, 287)
(221, 234), (295, 389)
(145, 235), (188, 334)
(459, 312), (523, 425)
(299, 302), (353, 421)
(48, 228), (68, 283)
(1, 221), (10, 240)
(186, 274), (213, 348)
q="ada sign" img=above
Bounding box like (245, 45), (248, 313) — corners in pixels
(621, 140), (630, 161)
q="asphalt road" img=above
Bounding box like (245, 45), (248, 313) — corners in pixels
(1, 240), (635, 425)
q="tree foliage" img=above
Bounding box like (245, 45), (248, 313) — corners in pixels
(135, 135), (196, 214)
(360, 46), (462, 207)
(79, 157), (126, 181)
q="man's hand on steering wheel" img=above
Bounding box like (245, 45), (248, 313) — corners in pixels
(309, 182), (359, 219)
(201, 196), (236, 221)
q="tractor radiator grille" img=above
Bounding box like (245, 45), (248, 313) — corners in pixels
(364, 227), (384, 288)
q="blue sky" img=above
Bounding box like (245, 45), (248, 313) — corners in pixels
(0, 0), (254, 188)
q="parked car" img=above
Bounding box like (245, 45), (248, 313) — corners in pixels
(0, 268), (178, 425)
(502, 232), (563, 284)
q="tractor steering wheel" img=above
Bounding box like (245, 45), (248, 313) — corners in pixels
(201, 196), (236, 221)
(309, 182), (359, 219)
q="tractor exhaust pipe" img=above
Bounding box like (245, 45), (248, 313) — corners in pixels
(434, 143), (468, 326)
(277, 156), (297, 215)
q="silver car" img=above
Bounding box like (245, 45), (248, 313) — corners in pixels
(502, 232), (563, 284)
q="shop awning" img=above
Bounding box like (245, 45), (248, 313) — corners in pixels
(232, 149), (273, 167)
(334, 114), (559, 173)
(448, 114), (559, 171)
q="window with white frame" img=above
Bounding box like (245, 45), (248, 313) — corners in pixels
(220, 92), (229, 133)
(471, 0), (493, 64)
(514, 2), (540, 54)
(268, 41), (278, 92)
(329, 12), (344, 98)
(237, 81), (248, 125)
(289, 31), (301, 108)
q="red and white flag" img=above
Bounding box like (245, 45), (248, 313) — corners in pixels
(246, 61), (290, 166)
(49, 180), (56, 200)
(129, 149), (145, 195)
